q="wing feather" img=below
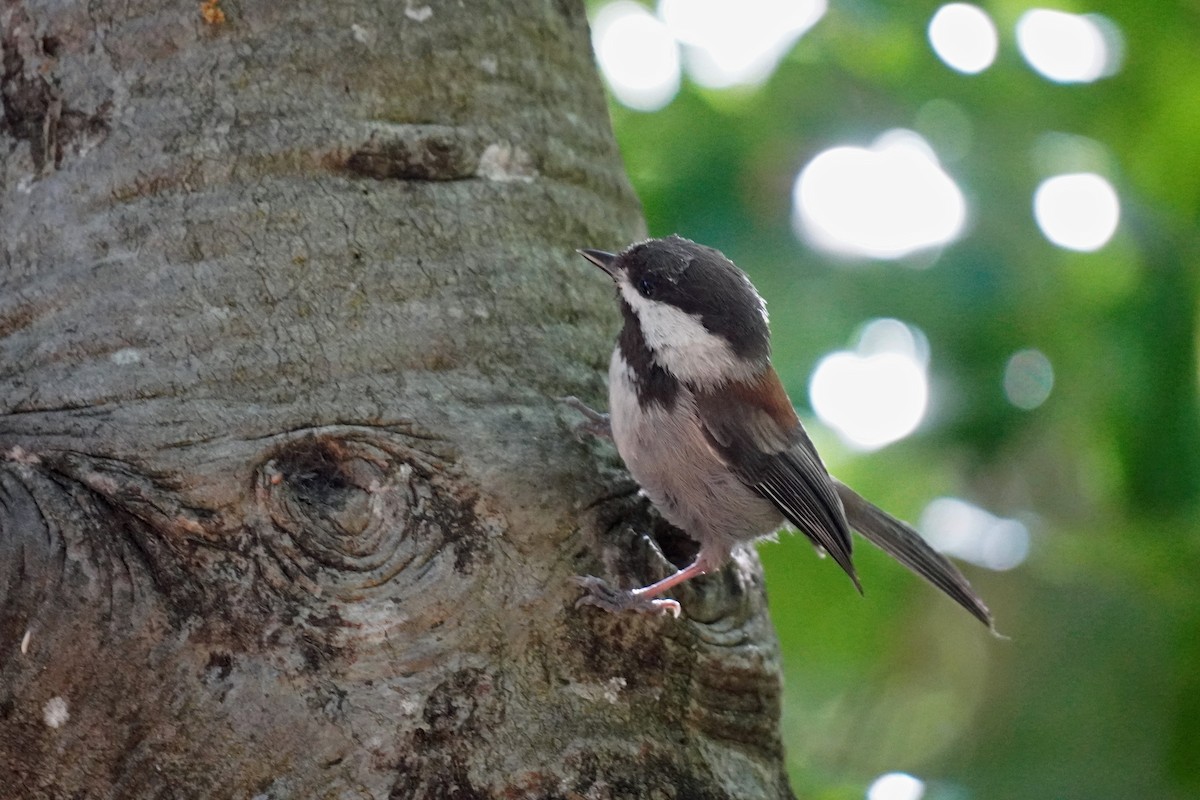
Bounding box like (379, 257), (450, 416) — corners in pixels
(692, 369), (995, 628)
(694, 368), (860, 589)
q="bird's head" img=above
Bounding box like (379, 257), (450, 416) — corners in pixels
(579, 235), (771, 386)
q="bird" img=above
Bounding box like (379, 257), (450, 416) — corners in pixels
(562, 234), (994, 630)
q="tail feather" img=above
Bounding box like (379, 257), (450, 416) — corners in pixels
(834, 481), (997, 632)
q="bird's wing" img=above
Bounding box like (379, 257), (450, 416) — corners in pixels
(693, 367), (860, 590)
(834, 481), (996, 631)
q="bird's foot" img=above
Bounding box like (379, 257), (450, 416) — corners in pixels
(557, 396), (612, 440)
(572, 575), (681, 617)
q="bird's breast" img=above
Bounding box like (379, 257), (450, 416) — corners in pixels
(607, 349), (783, 552)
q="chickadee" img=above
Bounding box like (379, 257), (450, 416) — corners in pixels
(565, 235), (994, 629)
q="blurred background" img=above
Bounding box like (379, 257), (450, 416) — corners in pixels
(583, 1), (1199, 798)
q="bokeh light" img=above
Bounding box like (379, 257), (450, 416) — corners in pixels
(928, 3), (998, 75)
(1004, 348), (1054, 410)
(919, 497), (1030, 571)
(794, 130), (966, 260)
(809, 319), (929, 451)
(658, 0), (826, 89)
(592, 1), (681, 111)
(867, 772), (926, 800)
(1033, 172), (1120, 252)
(1016, 9), (1123, 83)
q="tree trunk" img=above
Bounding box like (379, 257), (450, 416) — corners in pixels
(0, 2), (794, 797)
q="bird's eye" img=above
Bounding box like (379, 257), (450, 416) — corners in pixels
(637, 277), (655, 298)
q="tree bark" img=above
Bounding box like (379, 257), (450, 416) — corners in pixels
(0, 2), (794, 797)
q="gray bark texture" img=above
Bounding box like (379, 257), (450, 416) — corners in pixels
(0, 2), (795, 798)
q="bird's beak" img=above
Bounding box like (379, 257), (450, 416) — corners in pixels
(577, 248), (617, 278)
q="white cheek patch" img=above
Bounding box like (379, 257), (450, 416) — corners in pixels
(619, 280), (755, 386)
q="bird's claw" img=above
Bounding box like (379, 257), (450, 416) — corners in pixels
(557, 396), (613, 440)
(571, 575), (681, 618)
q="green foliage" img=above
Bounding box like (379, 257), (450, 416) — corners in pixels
(593, 1), (1200, 797)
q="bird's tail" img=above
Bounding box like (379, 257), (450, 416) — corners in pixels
(834, 481), (998, 633)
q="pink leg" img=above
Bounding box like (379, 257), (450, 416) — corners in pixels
(628, 558), (710, 601)
(574, 553), (719, 617)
